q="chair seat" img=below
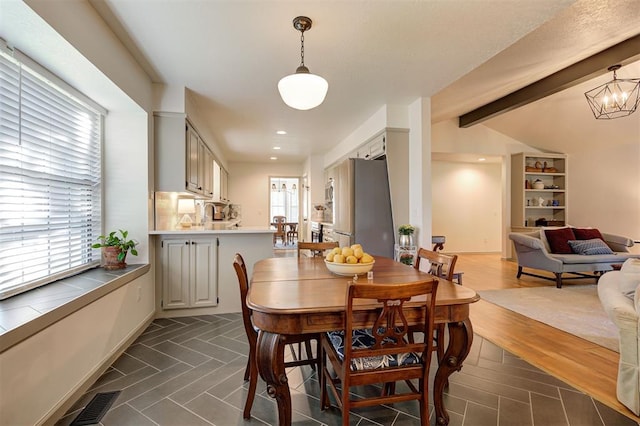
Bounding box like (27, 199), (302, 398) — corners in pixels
(326, 329), (421, 371)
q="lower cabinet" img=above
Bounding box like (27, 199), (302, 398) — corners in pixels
(161, 238), (218, 309)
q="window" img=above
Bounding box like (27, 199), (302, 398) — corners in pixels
(0, 44), (104, 299)
(269, 177), (299, 222)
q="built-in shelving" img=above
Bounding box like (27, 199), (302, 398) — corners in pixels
(511, 152), (568, 228)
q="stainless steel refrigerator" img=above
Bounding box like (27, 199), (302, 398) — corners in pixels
(333, 158), (395, 258)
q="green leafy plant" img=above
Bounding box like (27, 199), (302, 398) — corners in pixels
(398, 224), (415, 235)
(92, 229), (139, 261)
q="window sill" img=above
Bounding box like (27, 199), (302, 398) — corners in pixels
(0, 264), (150, 353)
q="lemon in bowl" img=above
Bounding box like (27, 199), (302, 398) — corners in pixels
(324, 247), (375, 276)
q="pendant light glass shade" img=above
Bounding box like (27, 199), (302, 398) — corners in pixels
(584, 65), (640, 119)
(278, 16), (328, 111)
(278, 67), (328, 110)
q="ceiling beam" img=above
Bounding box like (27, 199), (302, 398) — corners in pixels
(459, 34), (640, 128)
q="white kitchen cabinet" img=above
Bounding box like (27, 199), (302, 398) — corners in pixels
(161, 237), (218, 309)
(155, 112), (214, 197)
(357, 133), (386, 159)
(511, 152), (567, 228)
(221, 167), (229, 202)
(367, 134), (386, 159)
(212, 160), (230, 203)
(202, 148), (214, 198)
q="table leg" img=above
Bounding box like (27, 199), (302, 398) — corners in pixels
(256, 331), (291, 426)
(433, 319), (474, 425)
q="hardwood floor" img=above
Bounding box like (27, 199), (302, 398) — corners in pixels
(456, 253), (640, 423)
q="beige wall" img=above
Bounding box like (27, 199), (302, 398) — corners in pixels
(1, 274), (154, 425)
(432, 161), (502, 253)
(228, 162), (304, 226)
(567, 141), (640, 246)
(431, 118), (640, 255)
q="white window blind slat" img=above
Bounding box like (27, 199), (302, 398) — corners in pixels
(0, 49), (103, 300)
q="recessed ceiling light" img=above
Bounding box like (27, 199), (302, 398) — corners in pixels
(276, 130), (287, 135)
(270, 157), (277, 160)
(478, 158), (486, 162)
(273, 146), (281, 150)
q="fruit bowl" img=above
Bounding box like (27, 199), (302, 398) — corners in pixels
(324, 259), (375, 276)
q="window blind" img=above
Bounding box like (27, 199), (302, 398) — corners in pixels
(0, 47), (103, 299)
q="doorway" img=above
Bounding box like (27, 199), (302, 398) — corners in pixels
(269, 177), (300, 246)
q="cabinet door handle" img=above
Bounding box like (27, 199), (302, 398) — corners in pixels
(191, 241), (195, 245)
(185, 241), (189, 245)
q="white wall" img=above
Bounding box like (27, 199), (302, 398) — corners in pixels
(432, 161), (502, 253)
(228, 162), (303, 226)
(0, 2), (156, 424)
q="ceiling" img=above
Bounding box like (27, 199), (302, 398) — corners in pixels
(85, 1), (640, 161)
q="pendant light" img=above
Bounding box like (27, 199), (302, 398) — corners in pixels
(584, 64), (640, 119)
(278, 16), (328, 111)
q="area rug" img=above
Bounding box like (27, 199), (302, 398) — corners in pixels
(478, 285), (619, 352)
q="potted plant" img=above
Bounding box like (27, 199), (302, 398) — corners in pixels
(92, 229), (139, 270)
(398, 224), (415, 248)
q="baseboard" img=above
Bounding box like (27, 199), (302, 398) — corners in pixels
(43, 312), (155, 426)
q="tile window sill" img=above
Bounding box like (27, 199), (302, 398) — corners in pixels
(0, 264), (150, 352)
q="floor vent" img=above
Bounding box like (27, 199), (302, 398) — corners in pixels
(70, 391), (121, 426)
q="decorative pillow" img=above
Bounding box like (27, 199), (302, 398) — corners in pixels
(620, 258), (640, 300)
(567, 239), (614, 255)
(544, 227), (576, 254)
(539, 226), (570, 252)
(573, 227), (605, 241)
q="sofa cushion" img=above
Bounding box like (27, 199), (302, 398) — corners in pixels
(621, 258), (640, 300)
(544, 227), (576, 254)
(573, 227), (605, 241)
(568, 239), (615, 255)
(552, 253), (637, 265)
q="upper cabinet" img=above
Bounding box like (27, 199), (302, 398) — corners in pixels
(185, 123), (213, 196)
(212, 160), (230, 204)
(511, 152), (567, 229)
(155, 113), (216, 198)
(357, 133), (386, 160)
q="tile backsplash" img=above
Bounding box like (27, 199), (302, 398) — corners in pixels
(154, 192), (241, 230)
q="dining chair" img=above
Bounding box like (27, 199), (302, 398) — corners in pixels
(319, 279), (439, 426)
(413, 248), (459, 363)
(233, 253), (320, 419)
(297, 241), (339, 257)
(287, 222), (299, 245)
(272, 216), (286, 245)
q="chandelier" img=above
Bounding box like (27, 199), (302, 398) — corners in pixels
(584, 64), (640, 119)
(277, 16), (328, 111)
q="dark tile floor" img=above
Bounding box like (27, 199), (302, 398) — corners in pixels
(57, 314), (636, 426)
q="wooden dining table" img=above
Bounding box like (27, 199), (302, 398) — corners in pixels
(247, 255), (480, 425)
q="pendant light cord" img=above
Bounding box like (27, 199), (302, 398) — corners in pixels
(299, 30), (305, 67)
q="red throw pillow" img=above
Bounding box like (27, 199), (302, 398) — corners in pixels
(573, 227), (604, 241)
(544, 227), (576, 254)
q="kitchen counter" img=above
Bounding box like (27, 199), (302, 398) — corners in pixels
(150, 224), (274, 235)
